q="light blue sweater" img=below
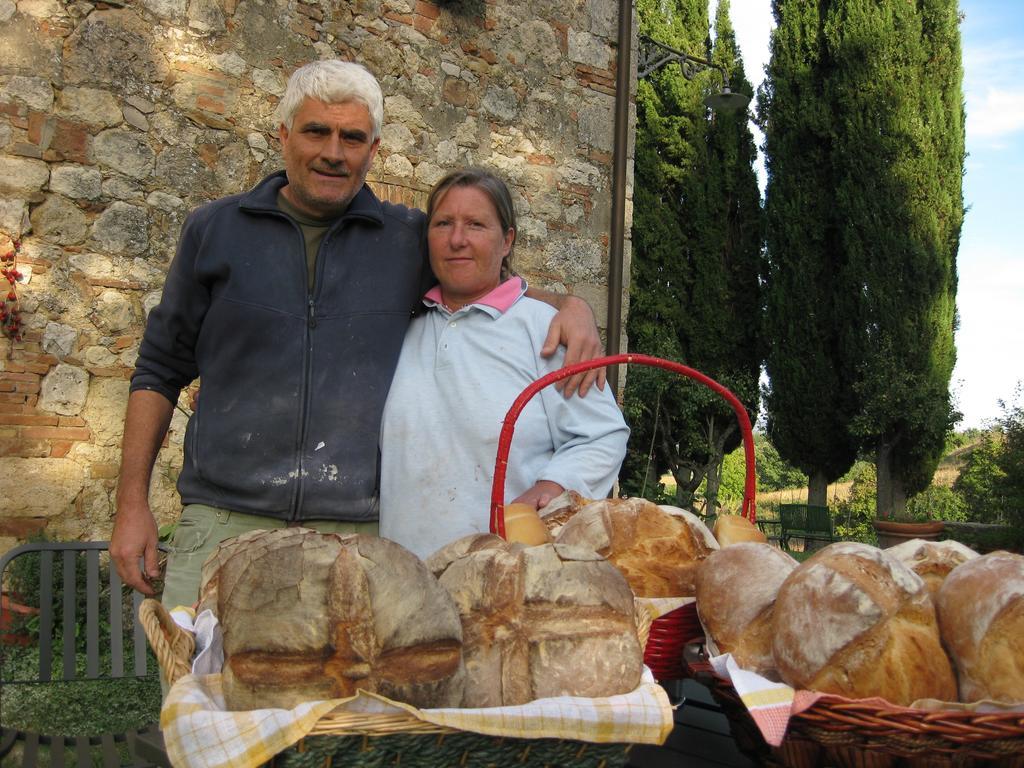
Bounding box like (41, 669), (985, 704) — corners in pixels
(379, 283), (629, 559)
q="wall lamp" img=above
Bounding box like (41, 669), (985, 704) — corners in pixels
(637, 34), (751, 112)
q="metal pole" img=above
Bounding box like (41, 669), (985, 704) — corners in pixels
(606, 0), (632, 394)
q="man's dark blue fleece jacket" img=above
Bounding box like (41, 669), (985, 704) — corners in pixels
(131, 171), (429, 522)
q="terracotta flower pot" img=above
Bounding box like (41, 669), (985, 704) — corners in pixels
(872, 519), (945, 549)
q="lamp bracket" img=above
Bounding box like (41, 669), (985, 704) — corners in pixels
(638, 34), (724, 82)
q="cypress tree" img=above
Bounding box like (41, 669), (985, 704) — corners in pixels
(827, 0), (964, 517)
(621, 0), (761, 512)
(621, 0), (709, 503)
(682, 0), (763, 509)
(762, 0), (964, 517)
(762, 0), (860, 506)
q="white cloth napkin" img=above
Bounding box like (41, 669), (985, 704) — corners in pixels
(168, 606), (224, 675)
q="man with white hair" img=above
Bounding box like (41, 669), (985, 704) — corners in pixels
(110, 60), (604, 610)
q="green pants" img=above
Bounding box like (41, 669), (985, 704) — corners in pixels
(161, 504), (380, 613)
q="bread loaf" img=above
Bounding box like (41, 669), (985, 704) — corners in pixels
(554, 498), (719, 597)
(936, 550), (1024, 703)
(424, 532), (508, 578)
(197, 527), (306, 616)
(887, 538), (977, 599)
(771, 542), (956, 705)
(538, 490), (591, 536)
(436, 540), (643, 707)
(695, 543), (797, 678)
(713, 515), (767, 547)
(504, 502), (553, 546)
(207, 529), (465, 711)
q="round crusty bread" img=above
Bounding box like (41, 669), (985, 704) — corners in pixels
(936, 550), (1024, 703)
(887, 538), (978, 599)
(197, 527), (306, 616)
(424, 532), (509, 578)
(554, 497), (719, 597)
(538, 490), (592, 536)
(713, 515), (767, 547)
(209, 529), (465, 711)
(435, 540), (643, 707)
(771, 541), (957, 705)
(695, 543), (797, 679)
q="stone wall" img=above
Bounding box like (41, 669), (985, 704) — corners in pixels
(0, 0), (634, 554)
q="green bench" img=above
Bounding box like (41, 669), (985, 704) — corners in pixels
(778, 504), (836, 551)
(0, 541), (170, 767)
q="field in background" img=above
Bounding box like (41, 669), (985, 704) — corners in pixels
(660, 433), (982, 508)
(760, 483), (852, 506)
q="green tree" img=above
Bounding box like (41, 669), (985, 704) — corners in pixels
(620, 0), (708, 504)
(995, 385), (1024, 533)
(754, 432), (807, 491)
(621, 0), (761, 513)
(953, 431), (1006, 522)
(761, 0), (965, 518)
(828, 0), (965, 518)
(683, 0), (763, 511)
(718, 447), (749, 507)
(832, 460), (877, 543)
(761, 0), (860, 507)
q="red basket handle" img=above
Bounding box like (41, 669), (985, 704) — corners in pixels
(489, 354), (756, 538)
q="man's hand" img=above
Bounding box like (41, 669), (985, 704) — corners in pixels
(110, 501), (161, 595)
(511, 480), (565, 511)
(539, 294), (606, 398)
(112, 389), (175, 596)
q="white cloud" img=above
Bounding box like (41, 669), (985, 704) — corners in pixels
(966, 87), (1024, 139)
(961, 41), (1024, 90)
(952, 239), (1024, 428)
(961, 18), (1024, 142)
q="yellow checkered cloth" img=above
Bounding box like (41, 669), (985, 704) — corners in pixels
(710, 653), (795, 746)
(162, 668), (674, 768)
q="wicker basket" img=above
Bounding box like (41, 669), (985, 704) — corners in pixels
(641, 602), (702, 681)
(140, 598), (653, 768)
(684, 642), (1024, 768)
(488, 353), (757, 682)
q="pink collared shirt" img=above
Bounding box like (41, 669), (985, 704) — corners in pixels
(423, 277), (527, 315)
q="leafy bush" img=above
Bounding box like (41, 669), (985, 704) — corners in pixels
(696, 436), (795, 514)
(954, 431), (1008, 523)
(831, 461), (877, 543)
(3, 545), (139, 655)
(1, 647), (160, 735)
(996, 385), (1024, 539)
(717, 447), (748, 504)
(754, 433), (807, 491)
(944, 524), (1024, 554)
(905, 484), (969, 522)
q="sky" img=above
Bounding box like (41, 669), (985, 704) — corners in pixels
(722, 0), (1024, 430)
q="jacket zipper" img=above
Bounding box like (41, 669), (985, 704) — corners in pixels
(286, 217), (312, 520)
(289, 232), (331, 521)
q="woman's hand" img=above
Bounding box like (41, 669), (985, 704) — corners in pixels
(511, 480), (566, 510)
(538, 294), (606, 398)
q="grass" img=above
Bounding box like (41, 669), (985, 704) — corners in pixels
(0, 645), (161, 736)
(0, 642), (161, 767)
(0, 545), (163, 761)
